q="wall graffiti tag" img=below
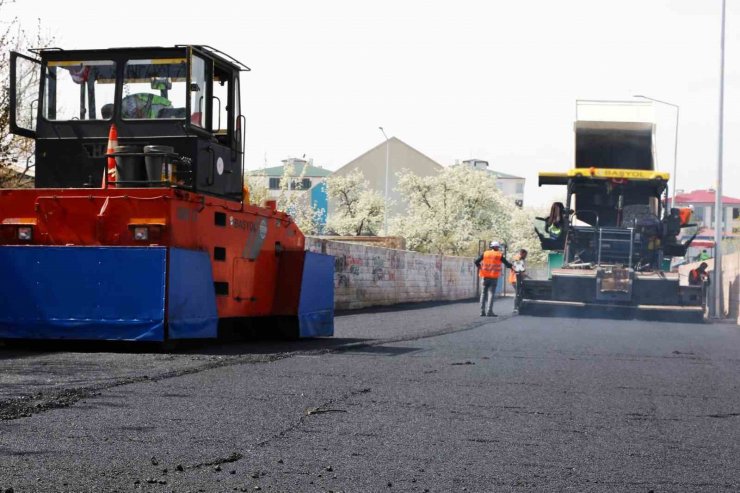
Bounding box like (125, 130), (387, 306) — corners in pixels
(304, 238), (477, 310)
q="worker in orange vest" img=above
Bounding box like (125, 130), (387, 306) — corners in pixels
(688, 262), (710, 287)
(474, 241), (513, 317)
(679, 204), (694, 226)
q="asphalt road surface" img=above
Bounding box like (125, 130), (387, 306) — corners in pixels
(1, 298), (740, 492)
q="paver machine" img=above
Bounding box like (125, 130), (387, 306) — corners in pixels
(517, 100), (704, 320)
(0, 45), (334, 342)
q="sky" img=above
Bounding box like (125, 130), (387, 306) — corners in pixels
(3, 0), (739, 206)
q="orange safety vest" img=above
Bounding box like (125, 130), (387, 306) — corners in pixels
(508, 254), (520, 284)
(679, 207), (692, 226)
(479, 250), (503, 279)
(689, 269), (705, 286)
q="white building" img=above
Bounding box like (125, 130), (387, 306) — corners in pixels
(249, 158), (332, 200)
(461, 159), (525, 207)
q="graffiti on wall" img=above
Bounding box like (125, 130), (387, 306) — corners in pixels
(306, 238), (477, 309)
(372, 255), (385, 282)
(333, 251), (363, 288)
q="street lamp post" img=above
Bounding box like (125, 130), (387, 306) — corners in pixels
(379, 127), (390, 236)
(713, 0), (727, 318)
(633, 95), (680, 207)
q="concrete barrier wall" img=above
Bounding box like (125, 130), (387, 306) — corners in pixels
(306, 238), (478, 310)
(679, 252), (740, 323)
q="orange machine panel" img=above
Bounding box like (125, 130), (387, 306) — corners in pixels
(0, 188), (306, 320)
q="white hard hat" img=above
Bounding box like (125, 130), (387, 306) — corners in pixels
(688, 204), (694, 209)
(489, 241), (500, 248)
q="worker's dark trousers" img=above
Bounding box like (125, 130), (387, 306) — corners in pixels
(480, 277), (498, 315)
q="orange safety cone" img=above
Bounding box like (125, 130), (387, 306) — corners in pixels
(102, 123), (118, 188)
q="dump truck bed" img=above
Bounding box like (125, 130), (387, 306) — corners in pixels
(575, 121), (655, 170)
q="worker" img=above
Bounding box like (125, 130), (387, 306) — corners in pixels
(545, 202), (565, 240)
(100, 103), (114, 120)
(121, 93), (172, 119)
(679, 204), (694, 227)
(547, 222), (562, 240)
(508, 248), (528, 290)
(474, 241), (513, 317)
(688, 262), (710, 287)
(698, 249), (711, 261)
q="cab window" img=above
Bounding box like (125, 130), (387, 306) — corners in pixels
(43, 60), (115, 121)
(122, 59), (187, 119)
(212, 67), (229, 135)
(189, 55), (209, 128)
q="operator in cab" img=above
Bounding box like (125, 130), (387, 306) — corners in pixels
(121, 93), (173, 119)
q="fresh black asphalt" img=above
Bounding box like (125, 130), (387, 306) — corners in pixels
(1, 298), (739, 491)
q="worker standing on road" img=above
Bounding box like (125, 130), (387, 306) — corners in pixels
(508, 248), (528, 290)
(698, 249), (711, 261)
(474, 241), (513, 317)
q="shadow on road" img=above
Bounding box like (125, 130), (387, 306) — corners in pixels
(0, 299), (483, 358)
(179, 337), (372, 356)
(335, 298), (476, 316)
(339, 345), (422, 356)
(518, 304), (706, 324)
(0, 337), (373, 358)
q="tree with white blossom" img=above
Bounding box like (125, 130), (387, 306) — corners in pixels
(325, 168), (386, 236)
(392, 165), (545, 261)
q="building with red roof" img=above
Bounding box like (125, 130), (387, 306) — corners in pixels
(667, 189), (740, 257)
(671, 189), (740, 206)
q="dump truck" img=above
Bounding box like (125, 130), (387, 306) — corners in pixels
(0, 45), (334, 342)
(517, 100), (704, 320)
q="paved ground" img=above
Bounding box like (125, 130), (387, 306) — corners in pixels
(1, 298), (740, 492)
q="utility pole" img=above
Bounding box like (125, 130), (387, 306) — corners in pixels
(712, 0), (726, 318)
(379, 127), (390, 236)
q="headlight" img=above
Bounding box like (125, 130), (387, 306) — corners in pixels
(133, 226), (149, 241)
(17, 226), (33, 241)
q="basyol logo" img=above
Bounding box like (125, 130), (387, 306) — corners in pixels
(229, 216), (256, 232)
(602, 169), (645, 178)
